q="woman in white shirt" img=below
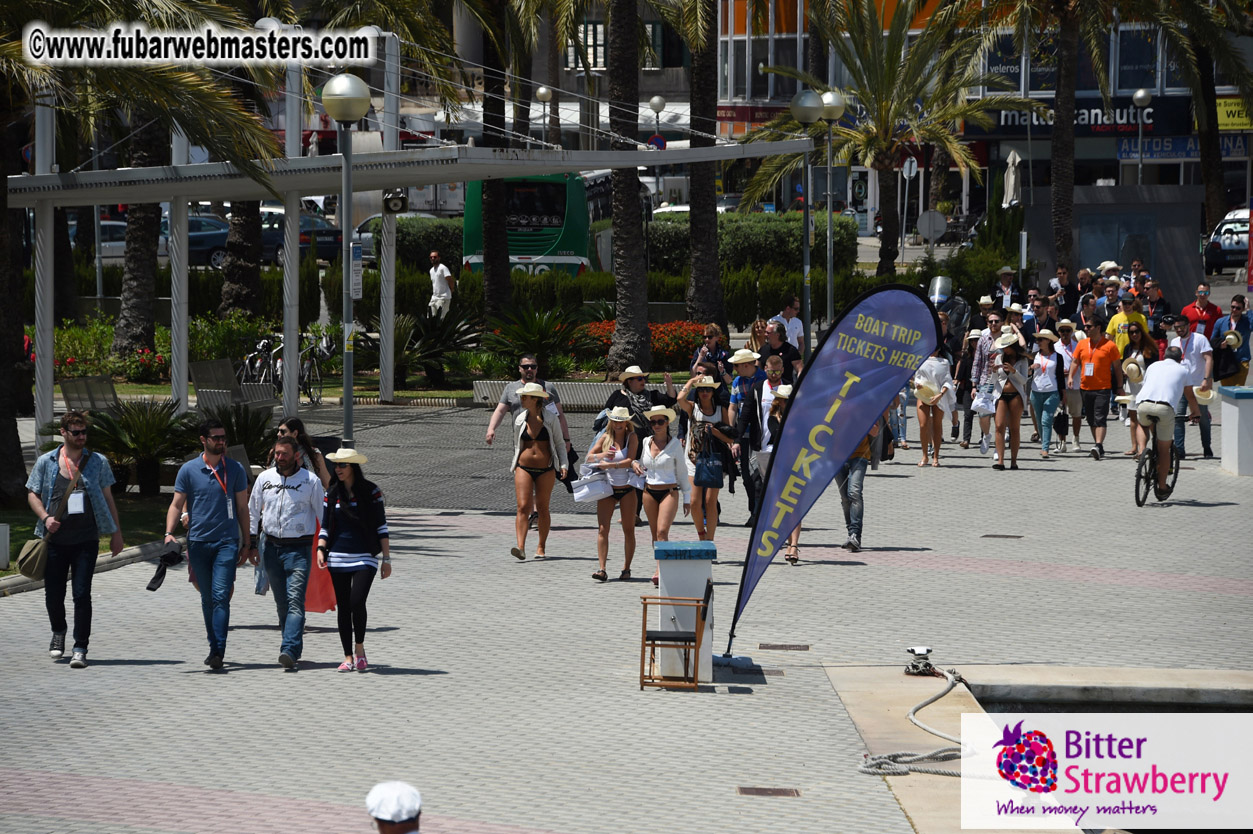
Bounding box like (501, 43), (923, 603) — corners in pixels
(993, 336), (1030, 470)
(584, 408), (639, 582)
(633, 406), (690, 585)
(912, 347), (956, 467)
(1029, 330), (1065, 459)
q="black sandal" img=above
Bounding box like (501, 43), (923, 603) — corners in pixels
(592, 570), (608, 582)
(784, 545), (800, 565)
(618, 569), (631, 581)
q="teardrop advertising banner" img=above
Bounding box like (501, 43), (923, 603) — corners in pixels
(728, 284), (940, 645)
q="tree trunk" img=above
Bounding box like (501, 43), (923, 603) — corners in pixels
(928, 145), (952, 209)
(112, 118), (167, 355)
(511, 47), (533, 149)
(686, 0), (724, 330)
(219, 200), (262, 316)
(607, 0), (650, 371)
(0, 113), (30, 505)
(481, 12), (511, 318)
(1049, 6), (1081, 272)
(1193, 41), (1227, 231)
(54, 208), (76, 322)
(546, 15), (562, 146)
(875, 159), (900, 276)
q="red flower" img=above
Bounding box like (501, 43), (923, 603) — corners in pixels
(155, 355), (164, 362)
(66, 357), (76, 365)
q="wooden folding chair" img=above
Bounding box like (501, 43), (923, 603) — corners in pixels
(639, 579), (713, 690)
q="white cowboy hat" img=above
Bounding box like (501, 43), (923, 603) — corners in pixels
(619, 366), (647, 381)
(1223, 330), (1244, 350)
(326, 447), (369, 465)
(606, 405), (633, 423)
(692, 375), (719, 388)
(998, 265), (1015, 275)
(1194, 387), (1218, 405)
(1097, 260), (1122, 274)
(729, 348), (761, 365)
(967, 328), (982, 341)
(516, 382), (550, 399)
(642, 405), (677, 425)
(1057, 319), (1076, 330)
(1035, 328), (1059, 343)
(1114, 394), (1134, 406)
(1006, 302), (1025, 315)
(1121, 357), (1144, 383)
(774, 384), (794, 399)
(995, 332), (1020, 349)
(1104, 276), (1124, 287)
(913, 382), (939, 403)
(978, 295), (994, 306)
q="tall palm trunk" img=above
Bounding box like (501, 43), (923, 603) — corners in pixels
(511, 48), (533, 148)
(546, 15), (562, 146)
(607, 0), (650, 370)
(687, 0), (724, 329)
(875, 156), (900, 275)
(1049, 5), (1081, 271)
(0, 113), (30, 504)
(220, 200), (262, 315)
(481, 13), (511, 318)
(113, 118), (167, 355)
(54, 208), (75, 322)
(1193, 41), (1227, 231)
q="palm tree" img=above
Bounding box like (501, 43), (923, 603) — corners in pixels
(606, 0), (650, 369)
(742, 0), (1039, 275)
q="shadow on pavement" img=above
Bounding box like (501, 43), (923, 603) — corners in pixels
(363, 665), (448, 676)
(80, 658), (187, 666)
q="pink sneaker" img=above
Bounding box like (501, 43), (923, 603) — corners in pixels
(355, 654), (368, 672)
(336, 660), (354, 672)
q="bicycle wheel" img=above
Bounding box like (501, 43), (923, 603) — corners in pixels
(1134, 450), (1153, 507)
(1167, 444), (1180, 491)
(304, 359), (323, 405)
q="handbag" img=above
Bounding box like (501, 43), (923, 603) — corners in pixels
(693, 438), (724, 489)
(572, 472), (613, 503)
(18, 455), (85, 581)
(972, 382), (996, 416)
(1052, 408), (1069, 438)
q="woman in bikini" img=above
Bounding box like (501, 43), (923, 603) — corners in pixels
(993, 337), (1029, 470)
(677, 376), (735, 541)
(510, 382), (567, 560)
(633, 406), (690, 585)
(586, 407), (639, 582)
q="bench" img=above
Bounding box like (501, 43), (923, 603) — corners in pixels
(60, 375), (121, 414)
(471, 380), (670, 413)
(189, 359), (279, 413)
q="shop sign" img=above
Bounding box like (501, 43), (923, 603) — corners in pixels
(1116, 134), (1247, 161)
(1209, 97), (1253, 132)
(964, 95), (1192, 138)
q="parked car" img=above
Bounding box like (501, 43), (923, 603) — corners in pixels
(69, 219), (127, 262)
(353, 211), (437, 263)
(259, 212), (343, 266)
(1204, 217), (1249, 275)
(159, 215), (230, 269)
(652, 204), (691, 215)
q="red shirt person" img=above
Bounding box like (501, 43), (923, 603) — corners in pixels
(1181, 281), (1223, 339)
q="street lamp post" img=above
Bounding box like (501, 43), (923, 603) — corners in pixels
(1133, 88), (1152, 186)
(649, 95), (666, 204)
(322, 73), (372, 449)
(535, 85), (552, 146)
(790, 89), (823, 361)
(821, 90), (846, 327)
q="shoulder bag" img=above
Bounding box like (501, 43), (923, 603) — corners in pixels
(18, 456), (85, 581)
(693, 434), (724, 489)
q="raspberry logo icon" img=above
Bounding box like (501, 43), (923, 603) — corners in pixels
(993, 720), (1058, 793)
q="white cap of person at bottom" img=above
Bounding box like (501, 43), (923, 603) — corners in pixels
(366, 781), (423, 822)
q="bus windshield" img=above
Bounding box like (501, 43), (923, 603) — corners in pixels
(505, 182), (566, 231)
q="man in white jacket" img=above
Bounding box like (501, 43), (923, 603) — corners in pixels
(246, 437), (326, 669)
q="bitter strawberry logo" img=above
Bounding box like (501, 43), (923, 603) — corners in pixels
(994, 720), (1058, 793)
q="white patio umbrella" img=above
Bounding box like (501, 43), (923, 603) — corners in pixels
(1002, 149), (1021, 208)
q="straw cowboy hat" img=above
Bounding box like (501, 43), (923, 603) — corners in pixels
(995, 332), (1021, 349)
(1035, 328), (1059, 343)
(326, 447), (368, 465)
(642, 405), (677, 425)
(516, 381), (550, 399)
(978, 295), (994, 306)
(1121, 357), (1144, 383)
(967, 328), (982, 341)
(729, 348), (760, 364)
(774, 385), (794, 399)
(1097, 260), (1122, 274)
(1006, 302), (1025, 315)
(1114, 394), (1134, 406)
(1194, 387), (1218, 405)
(1222, 330), (1244, 351)
(998, 265), (1015, 275)
(1057, 319), (1076, 330)
(692, 375), (719, 388)
(619, 366), (647, 381)
(913, 382), (939, 402)
(606, 406), (633, 423)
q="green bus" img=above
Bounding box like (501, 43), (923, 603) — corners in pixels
(462, 170), (612, 276)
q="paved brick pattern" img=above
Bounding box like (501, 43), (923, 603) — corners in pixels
(3, 404), (1247, 834)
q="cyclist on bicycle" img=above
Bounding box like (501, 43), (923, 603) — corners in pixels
(1134, 345), (1189, 498)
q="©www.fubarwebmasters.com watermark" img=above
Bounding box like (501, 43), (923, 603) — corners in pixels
(961, 713), (1246, 829)
(23, 21), (376, 66)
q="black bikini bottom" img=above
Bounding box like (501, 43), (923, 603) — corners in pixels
(518, 464), (554, 481)
(610, 486), (633, 504)
(644, 485), (677, 503)
(1000, 389), (1020, 403)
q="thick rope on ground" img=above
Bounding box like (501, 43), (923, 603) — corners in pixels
(858, 667), (967, 778)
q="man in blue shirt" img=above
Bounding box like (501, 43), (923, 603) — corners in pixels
(165, 419), (250, 670)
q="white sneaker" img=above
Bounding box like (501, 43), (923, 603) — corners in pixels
(979, 435), (990, 455)
(1058, 440), (1068, 454)
(1124, 417), (1131, 427)
(845, 534), (861, 553)
(1074, 440), (1083, 453)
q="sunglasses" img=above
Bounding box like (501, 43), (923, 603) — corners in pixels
(519, 364), (537, 370)
(1128, 328), (1141, 334)
(66, 428), (88, 436)
(649, 418), (668, 426)
(207, 434), (227, 441)
(1198, 291), (1211, 296)
(766, 369), (783, 376)
(276, 427), (289, 434)
(332, 461), (351, 468)
(1059, 328), (1073, 333)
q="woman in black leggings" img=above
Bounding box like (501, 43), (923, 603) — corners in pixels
(317, 449), (390, 672)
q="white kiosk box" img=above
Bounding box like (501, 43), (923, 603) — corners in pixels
(655, 541), (715, 682)
(1218, 385), (1253, 476)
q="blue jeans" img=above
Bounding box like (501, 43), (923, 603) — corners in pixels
(263, 539), (311, 660)
(44, 539), (98, 652)
(1030, 390), (1060, 452)
(1173, 395), (1212, 454)
(836, 457), (868, 538)
(888, 387), (908, 443)
(187, 539), (239, 655)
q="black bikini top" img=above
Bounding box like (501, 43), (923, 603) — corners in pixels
(522, 421), (550, 443)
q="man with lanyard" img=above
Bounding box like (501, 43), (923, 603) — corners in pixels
(246, 436), (326, 670)
(1181, 280), (1222, 340)
(993, 266), (1023, 310)
(1135, 346), (1189, 499)
(165, 419), (250, 670)
(485, 354), (571, 451)
(1142, 279), (1173, 356)
(1054, 320), (1085, 453)
(26, 411), (124, 669)
(970, 310), (1005, 454)
(1049, 265), (1080, 320)
(727, 348), (765, 526)
(428, 249), (455, 317)
(769, 294), (804, 351)
(760, 320), (803, 384)
(1166, 314), (1214, 459)
(1068, 319), (1126, 460)
(1213, 294), (1250, 386)
(736, 355), (788, 487)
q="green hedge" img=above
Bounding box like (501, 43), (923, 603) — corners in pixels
(393, 217), (464, 268)
(646, 212), (860, 277)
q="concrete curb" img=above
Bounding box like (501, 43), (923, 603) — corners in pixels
(334, 396), (476, 407)
(0, 538), (180, 597)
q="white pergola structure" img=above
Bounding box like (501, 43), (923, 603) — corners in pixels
(10, 33), (811, 429)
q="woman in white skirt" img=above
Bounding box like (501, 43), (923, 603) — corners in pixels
(912, 346), (956, 467)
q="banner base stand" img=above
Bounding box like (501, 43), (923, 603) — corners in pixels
(713, 653), (757, 669)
